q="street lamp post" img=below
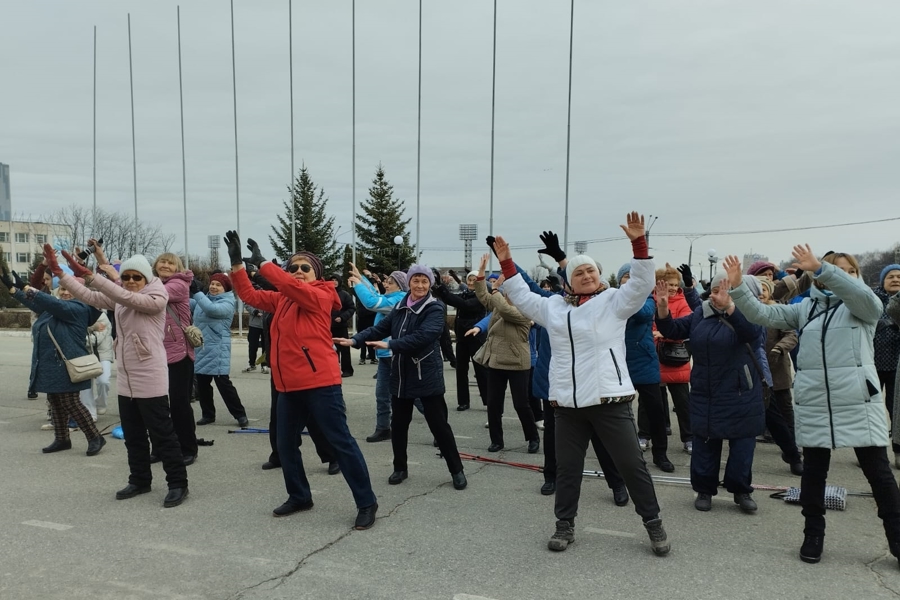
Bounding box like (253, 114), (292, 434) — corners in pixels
(707, 249), (718, 282)
(394, 235), (403, 270)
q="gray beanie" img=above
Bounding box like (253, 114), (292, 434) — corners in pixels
(710, 271), (728, 291)
(389, 270), (409, 292)
(119, 255), (154, 282)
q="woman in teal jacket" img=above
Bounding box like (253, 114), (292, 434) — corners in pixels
(192, 273), (248, 427)
(726, 246), (900, 568)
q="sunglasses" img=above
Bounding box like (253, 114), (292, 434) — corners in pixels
(120, 274), (145, 282)
(288, 263), (313, 274)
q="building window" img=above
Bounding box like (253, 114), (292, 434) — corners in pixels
(16, 252), (30, 264)
(3, 253), (10, 264)
(15, 232), (29, 243)
(0, 232), (8, 242)
(35, 234), (47, 244)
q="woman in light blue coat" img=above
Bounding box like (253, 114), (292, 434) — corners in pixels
(725, 246), (900, 568)
(192, 273), (248, 427)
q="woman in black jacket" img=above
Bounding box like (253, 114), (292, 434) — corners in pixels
(335, 265), (466, 490)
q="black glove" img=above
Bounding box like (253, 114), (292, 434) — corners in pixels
(244, 238), (266, 268)
(243, 260), (258, 276)
(223, 230), (243, 267)
(795, 269), (804, 279)
(537, 231), (566, 262)
(11, 271), (26, 290)
(677, 264), (694, 287)
(485, 236), (498, 258)
(189, 278), (201, 297)
(0, 271), (15, 291)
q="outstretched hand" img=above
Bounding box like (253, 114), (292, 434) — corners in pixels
(619, 212), (646, 241)
(709, 278), (732, 312)
(42, 244), (63, 277)
(223, 230), (243, 268)
(722, 255), (743, 289)
(366, 340), (389, 349)
(677, 263), (694, 287)
(654, 280), (669, 310)
(791, 244), (821, 273)
(464, 327), (482, 337)
(485, 236), (499, 258)
(244, 238), (266, 268)
(98, 264), (119, 282)
(478, 253), (490, 276)
(61, 250), (92, 278)
(11, 271), (26, 290)
(332, 337), (356, 347)
(492, 236), (512, 262)
(0, 270), (15, 292)
(537, 231), (566, 262)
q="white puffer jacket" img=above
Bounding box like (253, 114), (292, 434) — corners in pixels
(504, 257), (655, 408)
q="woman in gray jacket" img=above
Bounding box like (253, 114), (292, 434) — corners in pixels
(726, 246), (900, 568)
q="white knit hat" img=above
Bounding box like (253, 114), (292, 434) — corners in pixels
(565, 254), (602, 284)
(119, 254), (155, 282)
(467, 270), (479, 279)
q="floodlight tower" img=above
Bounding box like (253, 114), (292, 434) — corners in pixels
(459, 224), (478, 271)
(208, 235), (220, 268)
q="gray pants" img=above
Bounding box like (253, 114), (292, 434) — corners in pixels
(555, 402), (661, 523)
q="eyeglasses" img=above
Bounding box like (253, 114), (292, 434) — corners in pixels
(288, 263), (313, 274)
(120, 274), (145, 282)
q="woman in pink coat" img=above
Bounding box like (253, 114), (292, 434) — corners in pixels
(46, 244), (189, 509)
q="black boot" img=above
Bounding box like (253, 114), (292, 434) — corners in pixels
(86, 435), (106, 456)
(799, 534), (823, 564)
(42, 439), (72, 453)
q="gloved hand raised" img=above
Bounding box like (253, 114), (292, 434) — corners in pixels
(189, 278), (201, 297)
(223, 230), (243, 267)
(537, 231), (566, 262)
(244, 238), (266, 268)
(677, 264), (694, 287)
(42, 244), (64, 277)
(61, 250), (92, 278)
(485, 236), (499, 258)
(0, 270), (16, 291)
(11, 271), (26, 289)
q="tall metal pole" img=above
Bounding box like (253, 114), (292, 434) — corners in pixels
(289, 0), (296, 254)
(488, 0), (497, 273)
(414, 0), (422, 260)
(127, 14), (138, 245)
(230, 0), (243, 335)
(351, 0), (356, 267)
(562, 0), (574, 254)
(177, 6), (189, 268)
(92, 26), (97, 223)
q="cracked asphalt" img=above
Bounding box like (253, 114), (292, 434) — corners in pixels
(2, 334), (900, 599)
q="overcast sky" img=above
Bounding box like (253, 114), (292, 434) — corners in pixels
(2, 0), (899, 278)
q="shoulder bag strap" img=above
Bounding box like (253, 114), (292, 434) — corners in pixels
(166, 304), (186, 331)
(45, 326), (69, 362)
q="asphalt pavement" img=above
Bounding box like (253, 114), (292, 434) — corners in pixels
(1, 334), (899, 600)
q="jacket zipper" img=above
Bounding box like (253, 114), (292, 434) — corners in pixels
(820, 298), (838, 449)
(273, 304), (288, 391)
(609, 349), (622, 385)
(567, 312), (578, 407)
(301, 346), (317, 372)
(397, 310), (410, 397)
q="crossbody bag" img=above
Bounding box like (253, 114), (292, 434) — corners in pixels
(166, 305), (204, 348)
(47, 326), (103, 383)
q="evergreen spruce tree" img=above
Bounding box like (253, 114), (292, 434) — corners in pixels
(269, 166), (342, 275)
(355, 165), (415, 274)
(0, 244), (17, 308)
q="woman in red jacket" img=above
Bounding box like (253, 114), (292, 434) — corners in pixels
(224, 231), (378, 530)
(654, 265), (693, 454)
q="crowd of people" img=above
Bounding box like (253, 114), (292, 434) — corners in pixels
(4, 213), (900, 565)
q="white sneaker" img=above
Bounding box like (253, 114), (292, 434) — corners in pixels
(484, 421), (490, 429)
(639, 438), (649, 452)
(536, 420), (545, 431)
(261, 366), (270, 374)
(683, 441), (693, 455)
(40, 423), (53, 431)
(97, 407), (107, 415)
(242, 366), (257, 373)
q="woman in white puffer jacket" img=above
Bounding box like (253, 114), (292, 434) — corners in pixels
(86, 311), (114, 415)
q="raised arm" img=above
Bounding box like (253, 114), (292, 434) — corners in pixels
(192, 291), (234, 319)
(257, 261), (332, 313)
(353, 277), (399, 314)
(814, 261), (883, 324)
(81, 273), (167, 314)
(723, 254), (802, 330)
(59, 274), (117, 312)
(231, 267), (281, 313)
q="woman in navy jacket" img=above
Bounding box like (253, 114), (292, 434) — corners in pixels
(656, 272), (765, 514)
(336, 265), (466, 491)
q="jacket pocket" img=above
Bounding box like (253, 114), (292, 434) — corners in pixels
(742, 364), (754, 391)
(133, 334), (152, 361)
(411, 350), (435, 380)
(301, 346), (318, 372)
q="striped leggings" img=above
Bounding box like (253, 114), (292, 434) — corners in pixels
(47, 392), (100, 441)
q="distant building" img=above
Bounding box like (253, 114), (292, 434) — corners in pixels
(0, 220), (70, 274)
(0, 163), (10, 221)
(742, 252), (769, 273)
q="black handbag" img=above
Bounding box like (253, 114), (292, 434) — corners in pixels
(657, 340), (691, 366)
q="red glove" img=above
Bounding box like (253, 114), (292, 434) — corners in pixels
(61, 250), (92, 278)
(42, 244), (64, 277)
(30, 263), (47, 289)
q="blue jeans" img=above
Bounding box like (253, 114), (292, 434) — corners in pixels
(375, 357), (392, 431)
(690, 436), (756, 495)
(277, 385), (376, 509)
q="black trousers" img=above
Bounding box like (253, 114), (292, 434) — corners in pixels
(440, 323), (456, 363)
(196, 374), (247, 421)
(486, 367), (538, 446)
(555, 402), (660, 523)
(267, 377), (335, 466)
(801, 446), (900, 549)
(119, 395), (188, 490)
(660, 383), (692, 442)
(542, 399), (624, 490)
(168, 357), (198, 457)
(359, 343), (376, 362)
(765, 393), (801, 464)
(772, 388), (795, 435)
(527, 368), (543, 422)
(878, 370), (900, 453)
(391, 394), (464, 475)
(454, 331), (488, 407)
(248, 326), (265, 367)
(634, 383), (668, 455)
